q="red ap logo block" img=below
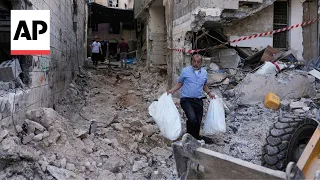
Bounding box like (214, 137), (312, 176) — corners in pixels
(11, 10), (50, 55)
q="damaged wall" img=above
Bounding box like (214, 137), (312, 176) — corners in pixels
(223, 5), (274, 50)
(0, 0), (88, 127)
(149, 5), (166, 65)
(289, 0), (304, 60)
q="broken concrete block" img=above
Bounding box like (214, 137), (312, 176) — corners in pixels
(112, 123), (123, 131)
(0, 129), (9, 143)
(280, 100), (291, 110)
(39, 160), (49, 172)
(207, 73), (229, 86)
(116, 173), (124, 180)
(141, 124), (157, 137)
(294, 109), (305, 114)
(290, 102), (308, 110)
(60, 158), (67, 169)
(25, 119), (45, 132)
(234, 71), (316, 105)
(48, 127), (61, 144)
(33, 133), (44, 141)
(302, 107), (310, 111)
(66, 163), (76, 171)
(15, 125), (23, 133)
(43, 131), (50, 138)
(22, 133), (35, 144)
(74, 129), (87, 138)
(26, 108), (56, 129)
(150, 147), (172, 161)
(138, 147), (148, 155)
(47, 165), (77, 180)
(98, 170), (116, 180)
(0, 59), (22, 82)
(132, 160), (149, 172)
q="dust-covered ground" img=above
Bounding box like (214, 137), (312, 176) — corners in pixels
(0, 65), (177, 180)
(0, 62), (318, 179)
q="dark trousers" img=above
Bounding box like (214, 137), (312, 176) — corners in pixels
(180, 98), (203, 140)
(92, 53), (99, 67)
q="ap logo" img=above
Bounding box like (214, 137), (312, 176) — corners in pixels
(11, 10), (50, 55)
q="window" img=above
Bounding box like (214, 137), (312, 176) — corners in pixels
(273, 1), (289, 49)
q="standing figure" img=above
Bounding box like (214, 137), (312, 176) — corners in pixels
(91, 36), (102, 67)
(168, 54), (215, 143)
(117, 38), (129, 69)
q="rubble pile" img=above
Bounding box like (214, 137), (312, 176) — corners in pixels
(194, 45), (320, 166)
(1, 67), (178, 179)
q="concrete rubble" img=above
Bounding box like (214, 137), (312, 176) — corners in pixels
(0, 48), (319, 179)
(0, 65), (177, 179)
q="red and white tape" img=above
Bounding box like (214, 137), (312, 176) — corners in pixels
(169, 17), (320, 53)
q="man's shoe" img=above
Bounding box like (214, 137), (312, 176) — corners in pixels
(200, 136), (214, 144)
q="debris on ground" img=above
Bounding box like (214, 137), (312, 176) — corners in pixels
(195, 46), (319, 166)
(1, 44), (319, 179)
(0, 64), (177, 179)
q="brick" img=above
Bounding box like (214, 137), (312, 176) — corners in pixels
(0, 59), (22, 82)
(290, 102), (308, 110)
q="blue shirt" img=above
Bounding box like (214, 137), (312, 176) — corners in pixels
(178, 66), (208, 98)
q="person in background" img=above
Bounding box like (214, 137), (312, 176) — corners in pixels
(117, 38), (129, 69)
(91, 37), (102, 67)
(168, 54), (215, 144)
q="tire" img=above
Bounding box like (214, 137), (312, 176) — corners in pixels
(262, 115), (318, 171)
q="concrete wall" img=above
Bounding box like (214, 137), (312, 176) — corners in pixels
(149, 6), (166, 65)
(91, 23), (136, 49)
(223, 5), (274, 50)
(164, 0), (174, 88)
(289, 0), (304, 61)
(0, 0), (87, 127)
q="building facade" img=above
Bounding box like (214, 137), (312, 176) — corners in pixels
(0, 0), (88, 126)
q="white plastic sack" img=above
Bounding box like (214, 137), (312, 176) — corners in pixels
(148, 93), (182, 140)
(255, 62), (277, 76)
(204, 96), (226, 135)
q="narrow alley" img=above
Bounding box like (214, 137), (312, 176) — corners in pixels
(0, 0), (320, 179)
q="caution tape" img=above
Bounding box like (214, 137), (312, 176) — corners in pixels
(167, 48), (206, 53)
(169, 17), (320, 53)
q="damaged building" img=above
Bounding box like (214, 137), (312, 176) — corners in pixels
(134, 0), (320, 174)
(0, 0), (88, 126)
(134, 0), (320, 86)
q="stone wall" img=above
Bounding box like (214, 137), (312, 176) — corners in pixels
(0, 0), (88, 127)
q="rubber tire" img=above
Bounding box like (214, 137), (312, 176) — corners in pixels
(262, 117), (318, 171)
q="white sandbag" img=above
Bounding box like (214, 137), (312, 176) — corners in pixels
(203, 96), (226, 135)
(148, 93), (182, 140)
